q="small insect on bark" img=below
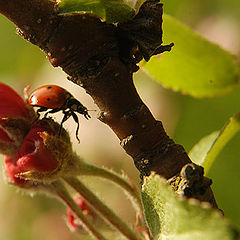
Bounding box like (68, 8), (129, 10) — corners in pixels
(28, 85), (91, 142)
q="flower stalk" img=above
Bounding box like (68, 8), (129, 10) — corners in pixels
(73, 158), (141, 207)
(72, 159), (147, 230)
(64, 177), (141, 240)
(51, 180), (107, 240)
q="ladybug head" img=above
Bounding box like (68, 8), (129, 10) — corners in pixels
(76, 104), (91, 120)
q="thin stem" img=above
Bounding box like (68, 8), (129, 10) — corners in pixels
(78, 160), (141, 207)
(64, 177), (140, 240)
(74, 159), (147, 230)
(51, 180), (107, 240)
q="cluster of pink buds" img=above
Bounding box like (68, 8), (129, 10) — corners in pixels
(0, 82), (73, 187)
(66, 194), (93, 231)
(0, 83), (142, 240)
(0, 83), (105, 237)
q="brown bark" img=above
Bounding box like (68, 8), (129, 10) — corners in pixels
(0, 0), (219, 208)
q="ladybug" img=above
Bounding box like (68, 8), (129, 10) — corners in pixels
(28, 85), (91, 142)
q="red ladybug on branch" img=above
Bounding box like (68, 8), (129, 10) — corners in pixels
(28, 85), (91, 142)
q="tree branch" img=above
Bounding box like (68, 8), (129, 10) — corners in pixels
(0, 0), (219, 209)
(0, 0), (58, 44)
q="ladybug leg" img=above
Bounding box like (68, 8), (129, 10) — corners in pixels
(32, 106), (48, 123)
(43, 107), (61, 118)
(43, 110), (50, 118)
(59, 110), (71, 137)
(36, 107), (48, 117)
(84, 111), (91, 120)
(70, 110), (80, 143)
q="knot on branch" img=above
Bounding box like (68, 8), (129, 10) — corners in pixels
(168, 163), (212, 199)
(117, 0), (174, 71)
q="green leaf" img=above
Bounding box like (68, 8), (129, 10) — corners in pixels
(142, 15), (240, 98)
(58, 0), (135, 23)
(142, 173), (239, 240)
(189, 113), (240, 173)
(189, 131), (220, 166)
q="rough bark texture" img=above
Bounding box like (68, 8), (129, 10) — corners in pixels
(0, 0), (218, 208)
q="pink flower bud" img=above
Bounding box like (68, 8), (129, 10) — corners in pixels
(5, 120), (59, 186)
(66, 195), (92, 231)
(0, 83), (78, 187)
(0, 83), (30, 119)
(0, 127), (12, 143)
(0, 83), (33, 156)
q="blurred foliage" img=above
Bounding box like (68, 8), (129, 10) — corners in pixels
(0, 0), (240, 239)
(189, 113), (240, 173)
(163, 0), (240, 229)
(173, 85), (240, 228)
(162, 0), (240, 25)
(0, 14), (46, 83)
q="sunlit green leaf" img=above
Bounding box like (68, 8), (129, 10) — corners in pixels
(189, 131), (219, 166)
(142, 173), (239, 240)
(143, 15), (240, 98)
(189, 113), (240, 173)
(58, 0), (135, 23)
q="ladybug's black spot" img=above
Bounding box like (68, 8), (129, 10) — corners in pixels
(30, 94), (34, 99)
(47, 86), (52, 90)
(47, 98), (51, 101)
